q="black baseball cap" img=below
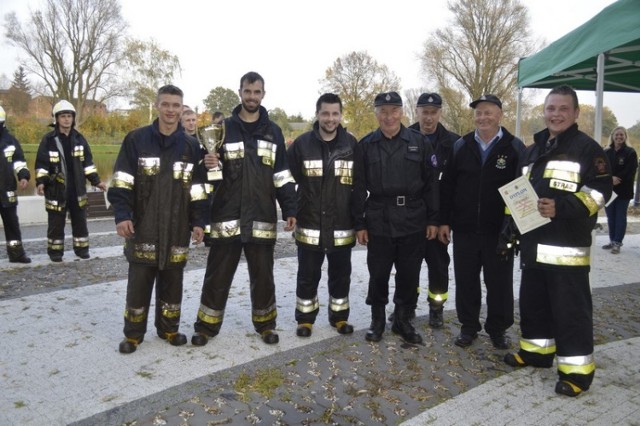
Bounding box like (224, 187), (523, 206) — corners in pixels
(469, 94), (502, 109)
(417, 93), (442, 108)
(374, 91), (403, 107)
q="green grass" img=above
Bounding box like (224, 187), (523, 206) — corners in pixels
(21, 143), (121, 154)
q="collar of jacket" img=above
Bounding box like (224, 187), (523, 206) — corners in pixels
(151, 118), (184, 148)
(534, 123), (580, 148)
(369, 124), (411, 143)
(607, 141), (629, 150)
(230, 104), (274, 137)
(311, 120), (348, 142)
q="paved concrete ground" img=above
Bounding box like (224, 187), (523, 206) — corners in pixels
(0, 219), (638, 425)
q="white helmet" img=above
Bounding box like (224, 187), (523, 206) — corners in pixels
(0, 105), (6, 123)
(52, 100), (76, 120)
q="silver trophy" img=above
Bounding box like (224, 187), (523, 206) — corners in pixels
(201, 122), (225, 181)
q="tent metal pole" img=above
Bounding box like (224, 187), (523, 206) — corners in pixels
(515, 87), (522, 139)
(594, 53), (605, 144)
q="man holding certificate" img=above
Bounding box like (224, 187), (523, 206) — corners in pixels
(504, 85), (612, 398)
(438, 94), (525, 350)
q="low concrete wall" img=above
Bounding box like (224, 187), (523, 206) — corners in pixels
(16, 196), (48, 225)
(9, 192), (111, 226)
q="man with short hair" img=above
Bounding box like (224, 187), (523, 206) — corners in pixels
(504, 85), (612, 397)
(438, 94), (525, 350)
(108, 84), (208, 354)
(0, 106), (32, 263)
(192, 71), (296, 346)
(181, 108), (199, 138)
(353, 91), (439, 344)
(287, 93), (358, 338)
(408, 92), (460, 328)
(211, 111), (225, 125)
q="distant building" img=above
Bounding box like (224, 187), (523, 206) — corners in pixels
(0, 91), (107, 123)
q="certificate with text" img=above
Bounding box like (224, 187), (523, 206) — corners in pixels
(499, 176), (550, 234)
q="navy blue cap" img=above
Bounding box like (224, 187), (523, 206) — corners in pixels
(469, 94), (502, 109)
(417, 93), (442, 108)
(374, 91), (403, 107)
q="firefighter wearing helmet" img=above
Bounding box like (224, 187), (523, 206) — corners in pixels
(34, 100), (107, 262)
(0, 105), (32, 263)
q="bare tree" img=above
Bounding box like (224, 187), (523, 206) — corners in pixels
(403, 88), (426, 125)
(321, 51), (400, 139)
(123, 38), (181, 123)
(420, 0), (538, 129)
(4, 0), (128, 124)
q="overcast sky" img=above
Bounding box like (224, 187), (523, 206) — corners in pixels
(1, 0), (637, 128)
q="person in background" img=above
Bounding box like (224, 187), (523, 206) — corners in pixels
(407, 92), (460, 328)
(191, 71), (296, 346)
(182, 107), (222, 247)
(211, 111), (225, 125)
(438, 94), (525, 350)
(602, 126), (637, 254)
(35, 100), (107, 262)
(352, 91), (439, 345)
(504, 85), (612, 397)
(108, 85), (207, 354)
(181, 108), (199, 138)
(0, 106), (32, 263)
(287, 93), (358, 338)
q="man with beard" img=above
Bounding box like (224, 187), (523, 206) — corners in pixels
(192, 71), (296, 346)
(287, 93), (358, 338)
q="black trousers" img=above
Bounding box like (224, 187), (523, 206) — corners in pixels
(452, 232), (514, 336)
(366, 231), (424, 308)
(295, 247), (352, 325)
(195, 241), (277, 335)
(47, 200), (89, 258)
(123, 263), (185, 340)
(424, 237), (450, 306)
(518, 268), (595, 390)
(1, 205), (26, 260)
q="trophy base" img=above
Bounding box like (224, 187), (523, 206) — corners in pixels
(208, 169), (223, 181)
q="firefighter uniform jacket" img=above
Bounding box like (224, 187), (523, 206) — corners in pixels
(353, 125), (439, 237)
(209, 104), (296, 244)
(0, 127), (30, 208)
(604, 142), (637, 200)
(35, 128), (101, 212)
(287, 122), (358, 252)
(107, 119), (208, 269)
(408, 122), (460, 180)
(440, 127), (525, 234)
(519, 124), (612, 271)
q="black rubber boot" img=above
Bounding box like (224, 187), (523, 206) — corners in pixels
(428, 305), (444, 328)
(365, 305), (386, 342)
(392, 306), (423, 344)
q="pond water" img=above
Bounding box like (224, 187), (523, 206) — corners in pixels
(17, 151), (118, 197)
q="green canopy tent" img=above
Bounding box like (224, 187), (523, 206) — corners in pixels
(516, 0), (640, 142)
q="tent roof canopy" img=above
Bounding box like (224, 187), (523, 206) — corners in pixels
(518, 0), (640, 92)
